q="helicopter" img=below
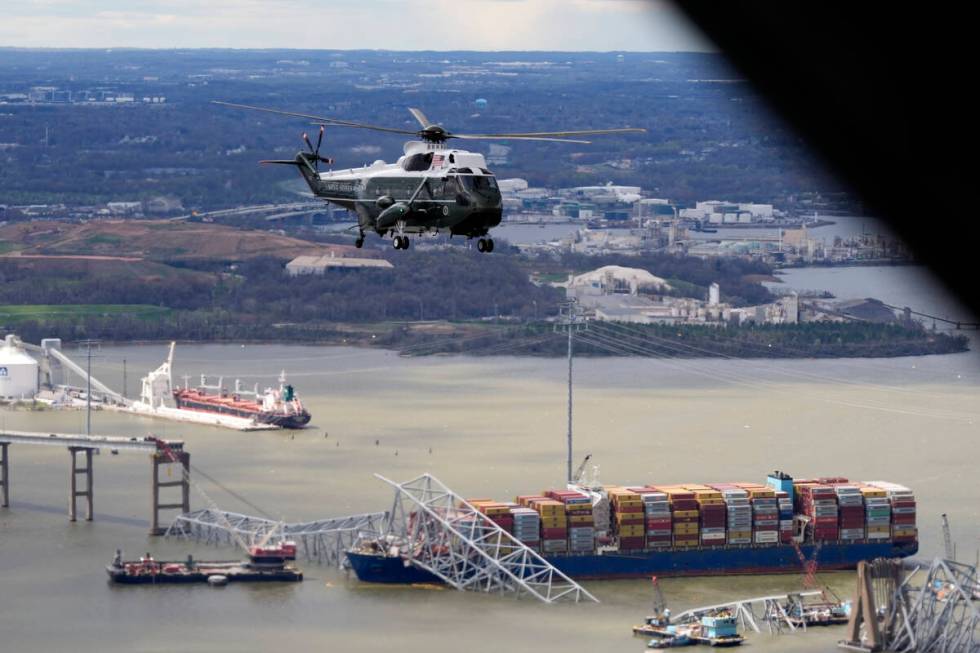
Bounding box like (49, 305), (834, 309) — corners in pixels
(214, 101), (645, 252)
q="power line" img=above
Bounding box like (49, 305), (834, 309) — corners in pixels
(577, 326), (979, 423)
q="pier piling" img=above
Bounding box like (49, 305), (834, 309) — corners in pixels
(68, 447), (94, 522)
(151, 450), (190, 536)
(1, 443), (9, 507)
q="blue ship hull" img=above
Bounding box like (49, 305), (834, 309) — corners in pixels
(345, 540), (918, 584)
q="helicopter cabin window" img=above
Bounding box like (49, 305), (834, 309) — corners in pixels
(401, 152), (434, 172)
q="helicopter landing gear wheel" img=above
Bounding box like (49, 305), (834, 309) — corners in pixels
(393, 236), (402, 250)
(477, 238), (493, 253)
(486, 238), (494, 253)
(393, 235), (410, 250)
(355, 236), (364, 249)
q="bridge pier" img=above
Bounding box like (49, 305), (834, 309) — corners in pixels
(68, 447), (94, 522)
(150, 450), (190, 536)
(1, 443), (9, 508)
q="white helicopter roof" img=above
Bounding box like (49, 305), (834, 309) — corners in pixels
(318, 142), (490, 181)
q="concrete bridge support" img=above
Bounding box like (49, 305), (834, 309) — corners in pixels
(151, 450), (190, 536)
(68, 447), (94, 522)
(1, 443), (9, 508)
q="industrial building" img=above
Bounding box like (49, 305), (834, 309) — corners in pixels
(0, 335), (39, 400)
(285, 254), (393, 276)
(679, 200), (778, 224)
(567, 266), (670, 298)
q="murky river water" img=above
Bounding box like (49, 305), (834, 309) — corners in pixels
(1, 266), (977, 652)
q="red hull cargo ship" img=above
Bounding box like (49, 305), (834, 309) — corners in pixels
(173, 372), (311, 429)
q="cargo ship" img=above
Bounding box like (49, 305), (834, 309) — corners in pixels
(345, 472), (918, 583)
(124, 342), (311, 430)
(106, 542), (303, 584)
(173, 371), (311, 429)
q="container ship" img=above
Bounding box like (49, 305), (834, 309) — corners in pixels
(346, 472), (918, 582)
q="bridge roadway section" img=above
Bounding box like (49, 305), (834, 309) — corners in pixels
(0, 430), (188, 531)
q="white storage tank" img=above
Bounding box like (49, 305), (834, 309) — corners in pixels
(0, 334), (39, 399)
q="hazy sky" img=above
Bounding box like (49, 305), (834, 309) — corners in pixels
(1, 0), (714, 51)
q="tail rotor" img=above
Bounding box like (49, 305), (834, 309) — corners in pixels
(302, 125), (334, 171)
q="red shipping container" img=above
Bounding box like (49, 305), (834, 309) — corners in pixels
(619, 536), (645, 549)
(541, 527), (567, 539)
(670, 500), (698, 510)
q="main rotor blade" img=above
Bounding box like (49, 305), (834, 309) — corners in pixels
(315, 125), (324, 154)
(213, 101), (418, 136)
(408, 107), (433, 129)
(452, 134), (593, 144)
(455, 127), (647, 139)
(259, 160), (302, 166)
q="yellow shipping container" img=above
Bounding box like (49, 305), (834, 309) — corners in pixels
(728, 530), (752, 538)
(867, 525), (890, 533)
(569, 515), (594, 524)
(673, 510), (699, 518)
(673, 525), (700, 534)
(535, 502), (564, 513)
(860, 488), (887, 497)
(619, 525), (645, 536)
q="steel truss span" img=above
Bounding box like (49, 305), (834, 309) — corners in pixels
(373, 473), (598, 604)
(840, 557), (980, 653)
(165, 509), (388, 567)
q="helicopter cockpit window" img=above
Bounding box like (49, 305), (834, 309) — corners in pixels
(402, 152), (434, 172)
(458, 174), (498, 194)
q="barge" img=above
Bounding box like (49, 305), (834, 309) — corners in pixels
(106, 542), (303, 585)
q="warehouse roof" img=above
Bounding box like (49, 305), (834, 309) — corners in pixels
(286, 254), (393, 275)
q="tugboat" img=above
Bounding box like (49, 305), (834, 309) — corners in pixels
(106, 541), (303, 585)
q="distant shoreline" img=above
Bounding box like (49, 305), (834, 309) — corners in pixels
(47, 320), (969, 361)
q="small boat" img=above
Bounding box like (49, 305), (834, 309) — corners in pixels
(784, 590), (850, 626)
(648, 634), (693, 648)
(106, 542), (303, 585)
(634, 610), (744, 648)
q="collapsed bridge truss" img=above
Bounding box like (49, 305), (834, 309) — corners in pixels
(372, 473), (598, 604)
(165, 509), (388, 566)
